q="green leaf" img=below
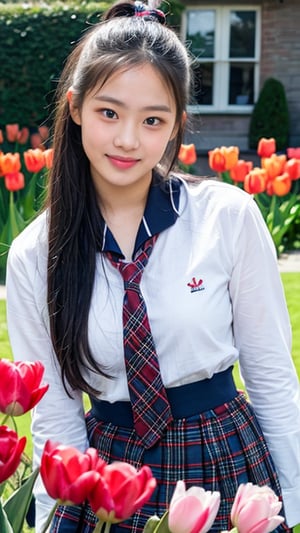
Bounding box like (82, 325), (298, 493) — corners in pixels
(3, 467), (39, 533)
(0, 504), (14, 533)
(153, 511), (171, 533)
(143, 515), (161, 533)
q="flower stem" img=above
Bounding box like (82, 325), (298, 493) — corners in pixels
(93, 519), (107, 533)
(40, 502), (59, 533)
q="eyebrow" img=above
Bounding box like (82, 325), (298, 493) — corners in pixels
(94, 95), (172, 113)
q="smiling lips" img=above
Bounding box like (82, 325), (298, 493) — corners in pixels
(107, 154), (140, 170)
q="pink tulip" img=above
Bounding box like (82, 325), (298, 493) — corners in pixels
(168, 481), (220, 533)
(89, 461), (157, 523)
(230, 483), (284, 533)
(40, 440), (106, 505)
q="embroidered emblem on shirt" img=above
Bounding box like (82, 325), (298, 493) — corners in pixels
(187, 277), (205, 293)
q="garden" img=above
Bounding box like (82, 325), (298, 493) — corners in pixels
(1, 1), (300, 532)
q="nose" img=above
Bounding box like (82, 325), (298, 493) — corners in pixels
(113, 121), (140, 151)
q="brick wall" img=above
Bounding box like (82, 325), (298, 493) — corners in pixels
(185, 0), (300, 152)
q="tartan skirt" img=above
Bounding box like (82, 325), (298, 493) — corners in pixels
(50, 368), (291, 533)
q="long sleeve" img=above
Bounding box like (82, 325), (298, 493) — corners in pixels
(5, 214), (89, 532)
(229, 196), (300, 525)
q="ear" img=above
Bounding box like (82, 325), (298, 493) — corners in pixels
(67, 88), (81, 125)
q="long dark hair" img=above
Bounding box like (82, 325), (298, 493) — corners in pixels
(46, 1), (192, 396)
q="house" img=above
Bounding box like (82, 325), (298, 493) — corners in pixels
(180, 0), (300, 153)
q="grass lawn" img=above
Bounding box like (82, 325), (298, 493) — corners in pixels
(1, 271), (299, 531)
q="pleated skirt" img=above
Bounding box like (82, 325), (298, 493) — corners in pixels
(50, 370), (291, 533)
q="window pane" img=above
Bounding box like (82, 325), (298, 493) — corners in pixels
(229, 63), (254, 105)
(186, 10), (215, 58)
(229, 11), (256, 58)
(191, 63), (214, 105)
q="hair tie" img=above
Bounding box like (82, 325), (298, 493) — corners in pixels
(134, 1), (166, 24)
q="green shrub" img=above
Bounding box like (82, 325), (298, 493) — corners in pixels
(0, 2), (110, 128)
(248, 77), (290, 151)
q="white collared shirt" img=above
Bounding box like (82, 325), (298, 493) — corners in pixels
(6, 177), (300, 530)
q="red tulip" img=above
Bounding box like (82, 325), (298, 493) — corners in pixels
(168, 481), (220, 533)
(89, 461), (157, 523)
(0, 152), (21, 176)
(40, 441), (106, 505)
(231, 483), (284, 533)
(0, 359), (49, 416)
(287, 147), (300, 159)
(266, 172), (291, 197)
(208, 146), (239, 172)
(257, 138), (276, 158)
(30, 126), (49, 149)
(0, 425), (26, 483)
(284, 158), (300, 181)
(4, 172), (25, 192)
(230, 160), (253, 183)
(244, 167), (267, 194)
(23, 148), (45, 173)
(0, 129), (3, 144)
(178, 144), (197, 166)
(6, 124), (20, 143)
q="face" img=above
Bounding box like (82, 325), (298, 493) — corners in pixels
(69, 63), (178, 199)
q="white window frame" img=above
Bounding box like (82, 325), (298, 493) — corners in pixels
(181, 5), (261, 114)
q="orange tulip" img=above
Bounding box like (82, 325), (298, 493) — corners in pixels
(261, 153), (287, 180)
(230, 160), (253, 183)
(4, 172), (25, 192)
(244, 167), (267, 194)
(284, 158), (300, 181)
(0, 129), (3, 144)
(266, 172), (291, 197)
(0, 152), (21, 176)
(208, 146), (239, 172)
(44, 148), (54, 169)
(23, 148), (45, 173)
(178, 144), (197, 166)
(257, 137), (276, 158)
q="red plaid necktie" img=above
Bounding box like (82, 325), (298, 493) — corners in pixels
(107, 235), (173, 448)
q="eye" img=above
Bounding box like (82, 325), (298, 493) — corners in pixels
(144, 117), (161, 126)
(101, 108), (118, 119)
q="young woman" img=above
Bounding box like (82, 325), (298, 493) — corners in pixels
(6, 1), (300, 532)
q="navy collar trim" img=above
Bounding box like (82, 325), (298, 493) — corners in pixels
(102, 176), (182, 258)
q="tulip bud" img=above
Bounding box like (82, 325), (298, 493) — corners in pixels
(168, 481), (220, 533)
(0, 425), (26, 483)
(230, 160), (253, 183)
(4, 172), (25, 192)
(230, 483), (284, 533)
(178, 144), (197, 166)
(89, 462), (157, 523)
(0, 359), (49, 416)
(208, 146), (239, 172)
(257, 138), (276, 158)
(244, 167), (267, 194)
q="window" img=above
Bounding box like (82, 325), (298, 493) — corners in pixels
(182, 5), (261, 113)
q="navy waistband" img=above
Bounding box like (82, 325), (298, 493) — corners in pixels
(89, 366), (237, 427)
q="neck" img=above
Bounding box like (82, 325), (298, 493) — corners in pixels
(98, 178), (152, 261)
